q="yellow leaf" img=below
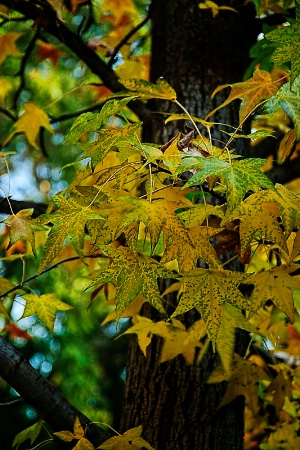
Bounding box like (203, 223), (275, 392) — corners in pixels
(21, 293), (73, 332)
(0, 32), (22, 64)
(220, 356), (270, 415)
(225, 199), (288, 257)
(278, 129), (297, 164)
(122, 315), (171, 356)
(216, 303), (259, 372)
(172, 268), (248, 344)
(0, 78), (12, 102)
(249, 266), (300, 322)
(74, 438), (95, 450)
(73, 417), (84, 439)
(120, 78), (176, 101)
(3, 103), (53, 149)
(53, 430), (74, 442)
(207, 69), (280, 123)
(198, 1), (237, 17)
(98, 426), (155, 450)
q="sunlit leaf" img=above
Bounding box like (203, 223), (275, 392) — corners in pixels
(249, 266), (300, 322)
(3, 103), (53, 149)
(266, 22), (300, 84)
(207, 69), (280, 123)
(98, 426), (155, 450)
(87, 246), (171, 319)
(21, 293), (73, 332)
(172, 268), (248, 343)
(120, 78), (176, 101)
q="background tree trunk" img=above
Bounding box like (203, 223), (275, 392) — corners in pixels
(120, 1), (261, 449)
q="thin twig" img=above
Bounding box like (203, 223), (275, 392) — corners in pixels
(13, 29), (41, 109)
(0, 253), (105, 300)
(108, 12), (151, 68)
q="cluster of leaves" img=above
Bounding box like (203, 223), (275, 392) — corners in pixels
(1, 0), (300, 449)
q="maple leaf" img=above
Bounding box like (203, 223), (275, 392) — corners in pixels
(263, 78), (300, 138)
(36, 41), (65, 65)
(225, 199), (288, 257)
(267, 370), (292, 416)
(159, 320), (202, 363)
(267, 422), (300, 449)
(181, 156), (274, 215)
(161, 225), (220, 271)
(172, 268), (248, 343)
(120, 77), (177, 101)
(114, 196), (193, 252)
(12, 420), (44, 450)
(122, 315), (171, 356)
(87, 246), (171, 319)
(5, 209), (36, 256)
(249, 266), (300, 322)
(79, 123), (141, 169)
(206, 69), (280, 123)
(3, 103), (53, 148)
(0, 32), (22, 64)
(219, 356), (270, 415)
(198, 1), (237, 17)
(21, 293), (73, 332)
(99, 426), (155, 450)
(65, 97), (136, 145)
(266, 21), (300, 85)
(216, 303), (259, 372)
(37, 195), (105, 272)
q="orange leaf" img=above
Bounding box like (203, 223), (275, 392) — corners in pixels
(207, 69), (280, 123)
(0, 32), (22, 64)
(3, 323), (32, 340)
(36, 41), (65, 66)
(278, 129), (297, 164)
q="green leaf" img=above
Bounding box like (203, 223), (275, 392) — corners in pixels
(21, 293), (73, 331)
(263, 77), (300, 138)
(12, 420), (44, 449)
(87, 246), (171, 320)
(120, 78), (176, 101)
(65, 97), (136, 144)
(266, 21), (300, 84)
(181, 157), (274, 215)
(37, 195), (104, 272)
(79, 123), (141, 169)
(172, 268), (248, 343)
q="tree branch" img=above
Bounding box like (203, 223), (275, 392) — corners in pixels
(0, 195), (47, 217)
(0, 336), (112, 446)
(0, 0), (152, 124)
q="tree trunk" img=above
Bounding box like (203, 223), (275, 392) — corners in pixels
(120, 1), (261, 449)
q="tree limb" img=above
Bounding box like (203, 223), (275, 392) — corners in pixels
(0, 195), (47, 217)
(0, 336), (112, 446)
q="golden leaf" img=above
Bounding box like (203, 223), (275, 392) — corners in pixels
(207, 69), (280, 123)
(3, 103), (53, 149)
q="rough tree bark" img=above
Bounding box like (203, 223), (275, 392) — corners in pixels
(120, 2), (261, 449)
